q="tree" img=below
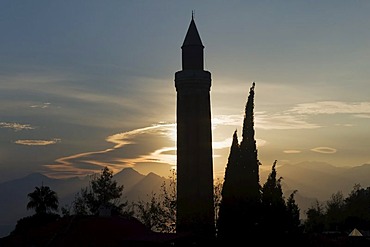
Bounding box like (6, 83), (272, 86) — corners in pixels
(286, 190), (301, 233)
(260, 160), (302, 238)
(12, 184), (60, 235)
(325, 191), (345, 231)
(343, 184), (370, 230)
(260, 160), (286, 233)
(71, 166), (130, 216)
(304, 200), (326, 233)
(213, 177), (223, 225)
(217, 82), (261, 240)
(134, 169), (223, 234)
(303, 184), (370, 233)
(134, 169), (177, 233)
(27, 184), (59, 215)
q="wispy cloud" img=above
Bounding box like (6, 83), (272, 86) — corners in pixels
(249, 101), (370, 130)
(283, 150), (302, 154)
(0, 122), (35, 131)
(310, 147), (337, 154)
(42, 101), (368, 178)
(15, 138), (61, 146)
(289, 101), (370, 115)
(213, 113), (320, 130)
(30, 102), (51, 109)
(255, 113), (321, 130)
(44, 116), (272, 179)
(354, 114), (370, 119)
(44, 123), (177, 178)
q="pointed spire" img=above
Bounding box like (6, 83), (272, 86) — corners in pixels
(182, 16), (204, 47)
(181, 14), (204, 70)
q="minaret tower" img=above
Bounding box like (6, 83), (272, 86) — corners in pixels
(174, 14), (215, 239)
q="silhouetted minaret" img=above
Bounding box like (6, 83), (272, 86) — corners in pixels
(174, 15), (215, 239)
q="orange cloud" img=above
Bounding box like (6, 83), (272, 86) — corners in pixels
(15, 138), (60, 146)
(0, 122), (35, 131)
(310, 147), (337, 154)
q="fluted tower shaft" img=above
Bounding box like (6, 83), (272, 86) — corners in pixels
(174, 16), (215, 239)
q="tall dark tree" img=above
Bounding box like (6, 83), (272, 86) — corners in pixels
(216, 130), (240, 239)
(260, 160), (286, 234)
(217, 82), (261, 240)
(286, 190), (301, 233)
(239, 82), (260, 201)
(27, 184), (59, 215)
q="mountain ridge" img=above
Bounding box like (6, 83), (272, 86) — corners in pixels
(1, 162), (370, 238)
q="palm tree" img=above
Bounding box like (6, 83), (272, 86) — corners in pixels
(27, 184), (59, 215)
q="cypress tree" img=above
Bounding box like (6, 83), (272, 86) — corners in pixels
(238, 82), (261, 232)
(260, 160), (286, 234)
(217, 82), (261, 241)
(216, 130), (240, 239)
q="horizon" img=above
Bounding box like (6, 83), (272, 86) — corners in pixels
(1, 1), (370, 183)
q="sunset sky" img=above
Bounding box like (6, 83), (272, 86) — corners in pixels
(1, 1), (369, 183)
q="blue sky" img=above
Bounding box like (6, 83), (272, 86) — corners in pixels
(1, 1), (370, 182)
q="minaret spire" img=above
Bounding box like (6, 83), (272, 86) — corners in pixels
(181, 14), (204, 70)
(175, 15), (215, 241)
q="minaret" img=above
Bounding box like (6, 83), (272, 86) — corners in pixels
(174, 15), (215, 239)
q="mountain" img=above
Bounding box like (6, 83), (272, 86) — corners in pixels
(0, 168), (169, 238)
(259, 161), (370, 219)
(1, 162), (370, 238)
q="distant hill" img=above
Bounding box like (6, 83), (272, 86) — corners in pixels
(1, 162), (370, 238)
(259, 161), (370, 219)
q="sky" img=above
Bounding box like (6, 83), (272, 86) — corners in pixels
(1, 1), (369, 183)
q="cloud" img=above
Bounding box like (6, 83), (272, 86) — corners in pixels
(0, 122), (35, 131)
(30, 102), (51, 109)
(310, 147), (337, 154)
(255, 113), (321, 130)
(212, 115), (243, 127)
(212, 113), (320, 130)
(354, 114), (370, 119)
(242, 101), (370, 131)
(15, 138), (61, 146)
(335, 123), (354, 127)
(283, 150), (301, 154)
(42, 100), (368, 178)
(44, 123), (177, 178)
(106, 123), (176, 149)
(289, 101), (370, 115)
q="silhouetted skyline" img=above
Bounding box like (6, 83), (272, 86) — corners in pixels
(1, 1), (370, 183)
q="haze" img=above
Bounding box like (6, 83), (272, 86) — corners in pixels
(1, 1), (369, 182)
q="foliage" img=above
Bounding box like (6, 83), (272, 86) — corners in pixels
(325, 191), (345, 231)
(12, 184), (60, 235)
(217, 82), (262, 240)
(26, 184), (59, 215)
(260, 160), (287, 233)
(259, 160), (302, 238)
(134, 169), (224, 234)
(213, 177), (223, 225)
(12, 213), (60, 235)
(134, 169), (177, 233)
(305, 199), (333, 233)
(304, 184), (370, 233)
(286, 190), (301, 233)
(69, 166), (131, 217)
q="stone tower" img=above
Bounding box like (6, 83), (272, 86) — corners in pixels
(174, 15), (215, 239)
